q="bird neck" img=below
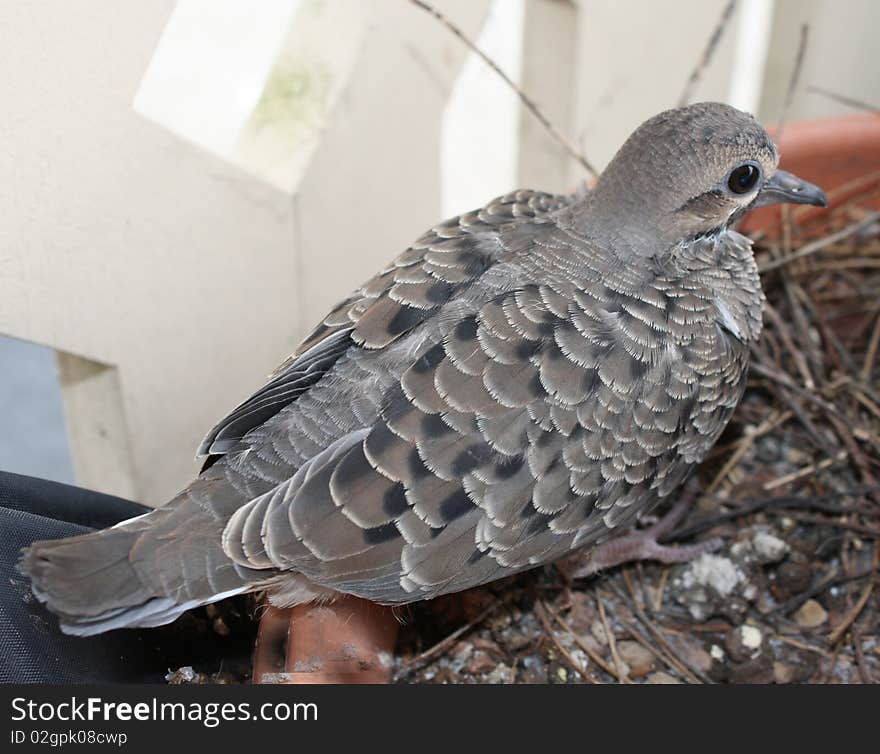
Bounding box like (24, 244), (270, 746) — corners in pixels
(563, 185), (685, 259)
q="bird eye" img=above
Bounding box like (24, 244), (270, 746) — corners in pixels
(728, 164), (761, 194)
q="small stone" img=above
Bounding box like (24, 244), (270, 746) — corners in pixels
(556, 667), (568, 683)
(756, 437), (782, 463)
(484, 663), (514, 684)
(577, 633), (605, 657)
(730, 654), (774, 684)
(672, 554), (748, 621)
(616, 641), (656, 678)
(720, 595), (752, 625)
(687, 554), (743, 596)
(590, 619), (608, 646)
(794, 599), (828, 628)
(710, 644), (725, 662)
(569, 649), (590, 676)
(777, 562), (812, 594)
(752, 531), (789, 564)
(212, 616), (230, 637)
(471, 637), (502, 655)
(678, 641), (712, 673)
(773, 661), (796, 684)
(518, 655), (548, 684)
(566, 593), (597, 634)
(505, 632), (533, 652)
(452, 641), (474, 663)
(786, 447), (809, 465)
(645, 671), (681, 684)
(165, 666), (198, 684)
(740, 625), (763, 650)
(487, 610), (512, 631)
(466, 650), (496, 675)
(725, 625), (763, 662)
(756, 590), (777, 615)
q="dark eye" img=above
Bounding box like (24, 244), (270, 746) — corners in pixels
(728, 164), (760, 194)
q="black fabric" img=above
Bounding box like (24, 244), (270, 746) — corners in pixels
(0, 471), (150, 529)
(0, 472), (254, 684)
(0, 472), (169, 683)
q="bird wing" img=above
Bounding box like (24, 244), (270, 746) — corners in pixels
(198, 190), (572, 460)
(24, 190), (574, 632)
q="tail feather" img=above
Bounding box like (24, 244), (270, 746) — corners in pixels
(20, 529), (153, 621)
(18, 507), (264, 636)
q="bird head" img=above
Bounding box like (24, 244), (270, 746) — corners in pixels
(582, 102), (827, 256)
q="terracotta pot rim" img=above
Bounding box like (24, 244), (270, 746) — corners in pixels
(766, 111), (880, 132)
(742, 112), (880, 236)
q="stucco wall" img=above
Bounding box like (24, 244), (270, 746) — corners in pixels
(1, 0), (876, 505)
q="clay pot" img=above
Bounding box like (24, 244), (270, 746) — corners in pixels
(253, 599), (399, 684)
(742, 113), (880, 238)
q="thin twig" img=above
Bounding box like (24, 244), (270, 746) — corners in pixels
(610, 579), (708, 684)
(706, 410), (791, 493)
(853, 391), (880, 422)
(825, 411), (880, 507)
(821, 640), (844, 683)
(775, 24), (809, 142)
(774, 634), (830, 658)
(758, 212), (880, 272)
(861, 309), (880, 383)
(828, 579), (874, 645)
(762, 450), (847, 491)
(678, 0), (738, 107)
(596, 591), (628, 683)
(751, 169), (880, 242)
(798, 292), (863, 381)
(546, 604), (618, 677)
(654, 567), (671, 613)
(394, 599), (499, 679)
(619, 619), (686, 680)
(852, 628), (872, 684)
(771, 564), (879, 616)
(750, 359), (847, 422)
(763, 302), (815, 389)
(807, 84), (880, 116)
(772, 511), (880, 538)
(669, 488), (880, 542)
(784, 279), (824, 381)
(536, 601), (598, 683)
(408, 0), (597, 178)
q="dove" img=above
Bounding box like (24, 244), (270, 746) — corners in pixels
(20, 102), (826, 636)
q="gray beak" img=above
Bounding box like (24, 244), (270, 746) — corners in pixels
(754, 169), (828, 208)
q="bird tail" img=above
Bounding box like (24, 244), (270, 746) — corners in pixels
(18, 501), (264, 636)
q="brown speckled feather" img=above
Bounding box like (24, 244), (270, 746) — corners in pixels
(200, 200), (763, 605)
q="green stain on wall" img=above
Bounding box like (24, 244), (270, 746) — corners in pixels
(249, 61), (331, 146)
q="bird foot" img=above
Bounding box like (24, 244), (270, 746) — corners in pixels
(253, 597), (399, 684)
(557, 497), (723, 579)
